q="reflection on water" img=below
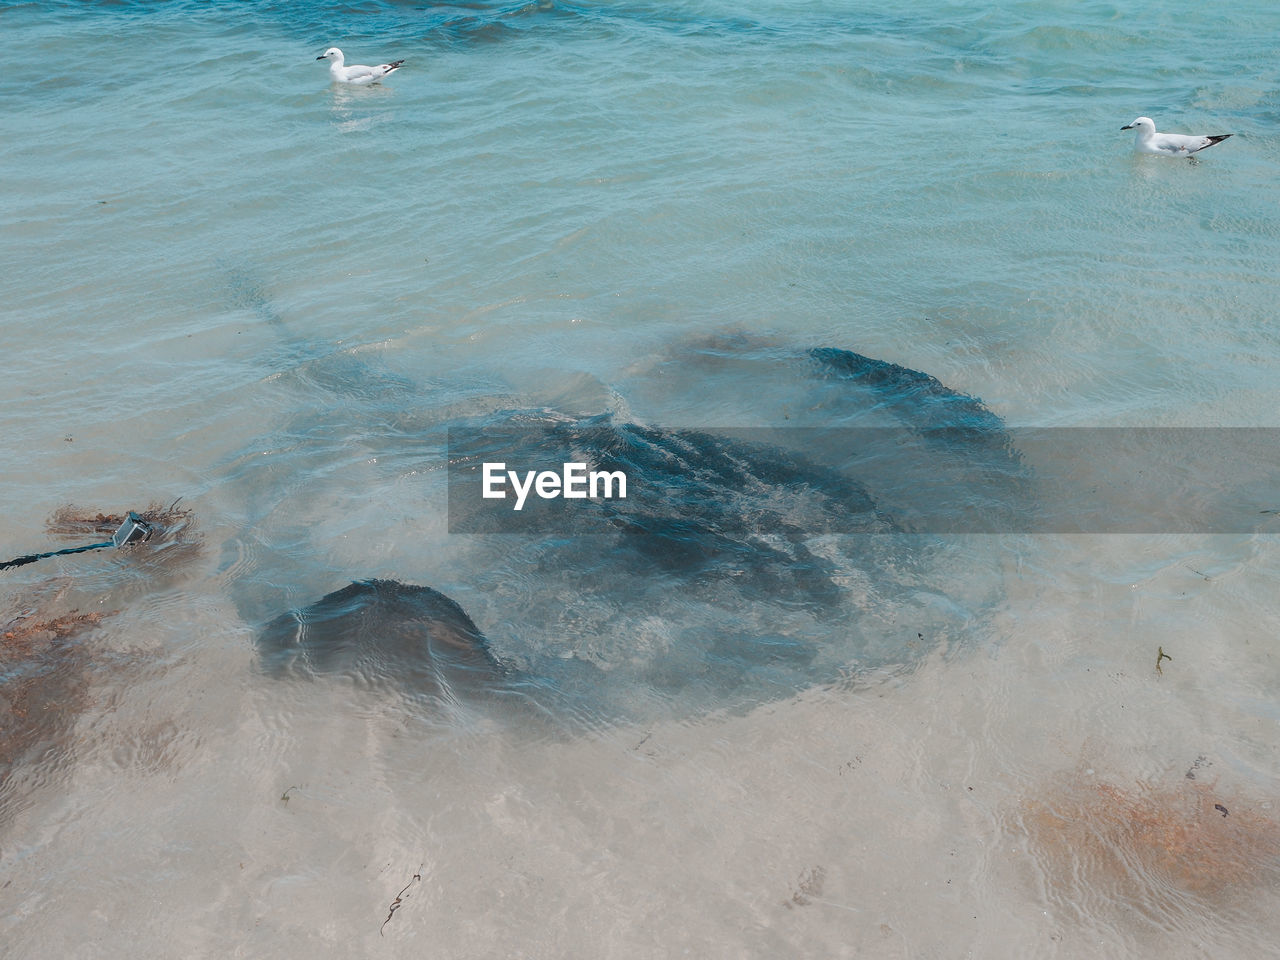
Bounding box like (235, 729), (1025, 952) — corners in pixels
(328, 80), (399, 133)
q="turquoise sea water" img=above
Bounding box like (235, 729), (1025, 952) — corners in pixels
(3, 2), (1280, 956)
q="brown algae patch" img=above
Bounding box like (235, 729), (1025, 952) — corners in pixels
(2, 501), (202, 795)
(1, 603), (112, 780)
(1017, 766), (1280, 902)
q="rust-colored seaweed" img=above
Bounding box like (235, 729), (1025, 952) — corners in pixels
(1019, 769), (1280, 898)
(0, 603), (112, 778)
(2, 609), (107, 660)
(3, 501), (201, 810)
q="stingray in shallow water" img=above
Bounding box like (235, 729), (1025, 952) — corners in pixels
(447, 411), (894, 611)
(257, 579), (508, 697)
(249, 343), (1023, 718)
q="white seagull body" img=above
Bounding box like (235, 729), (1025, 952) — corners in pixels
(1121, 116), (1232, 157)
(317, 47), (405, 85)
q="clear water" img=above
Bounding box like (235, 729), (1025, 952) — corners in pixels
(3, 1), (1280, 956)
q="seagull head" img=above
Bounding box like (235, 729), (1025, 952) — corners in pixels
(317, 47), (343, 62)
(1121, 117), (1155, 133)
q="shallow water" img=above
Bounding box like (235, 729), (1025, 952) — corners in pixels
(2, 1), (1280, 956)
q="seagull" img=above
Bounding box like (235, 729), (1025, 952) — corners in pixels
(1120, 117), (1232, 157)
(317, 47), (405, 85)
